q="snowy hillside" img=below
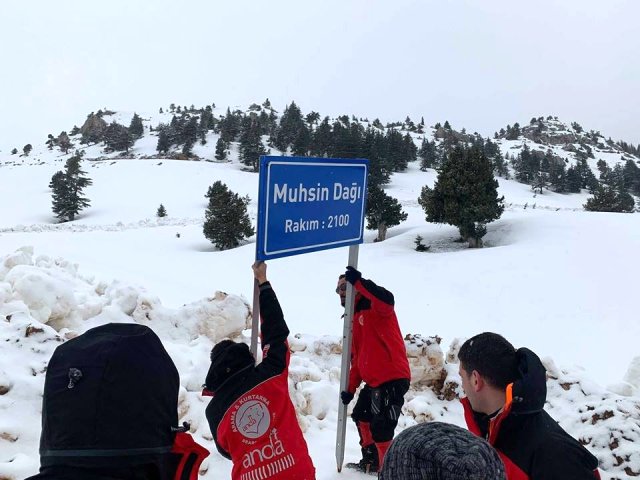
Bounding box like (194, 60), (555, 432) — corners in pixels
(0, 104), (639, 478)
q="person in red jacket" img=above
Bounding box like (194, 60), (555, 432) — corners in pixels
(458, 332), (601, 480)
(337, 266), (411, 474)
(203, 262), (315, 480)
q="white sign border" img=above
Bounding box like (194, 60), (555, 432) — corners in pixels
(263, 161), (367, 256)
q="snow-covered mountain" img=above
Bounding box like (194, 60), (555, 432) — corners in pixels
(0, 104), (639, 479)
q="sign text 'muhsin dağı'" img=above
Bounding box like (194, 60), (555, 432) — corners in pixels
(273, 182), (363, 205)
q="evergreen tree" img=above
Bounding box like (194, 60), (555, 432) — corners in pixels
(484, 139), (508, 178)
(182, 116), (198, 152)
(159, 107), (164, 114)
(575, 154), (598, 191)
(214, 137), (228, 161)
(309, 116), (332, 157)
(11, 148), (17, 155)
(274, 101), (304, 152)
(57, 132), (73, 154)
(584, 184), (635, 213)
(419, 139), (438, 170)
(365, 185), (408, 242)
(23, 144), (32, 156)
(291, 124), (311, 156)
(513, 144), (538, 184)
(129, 113), (144, 138)
(305, 111), (320, 128)
(532, 172), (549, 194)
(203, 181), (254, 249)
(622, 159), (640, 196)
(363, 127), (390, 188)
(239, 116), (268, 171)
(50, 151), (93, 222)
(565, 165), (582, 193)
(156, 128), (171, 154)
(548, 158), (567, 192)
(418, 145), (504, 248)
(104, 122), (132, 153)
(219, 108), (241, 143)
(156, 204), (167, 217)
(506, 122), (521, 140)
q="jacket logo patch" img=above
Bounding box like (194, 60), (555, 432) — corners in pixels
(235, 399), (270, 439)
(358, 314), (364, 326)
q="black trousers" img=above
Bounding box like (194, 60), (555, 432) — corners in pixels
(351, 379), (410, 443)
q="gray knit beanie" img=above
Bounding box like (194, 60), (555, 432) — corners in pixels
(379, 422), (505, 480)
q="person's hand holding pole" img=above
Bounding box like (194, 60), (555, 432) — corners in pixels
(252, 261), (267, 284)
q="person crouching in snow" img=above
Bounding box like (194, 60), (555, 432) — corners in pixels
(203, 261), (316, 480)
(337, 266), (411, 473)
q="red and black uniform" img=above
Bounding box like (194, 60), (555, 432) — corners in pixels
(204, 282), (315, 480)
(347, 277), (411, 469)
(463, 348), (601, 480)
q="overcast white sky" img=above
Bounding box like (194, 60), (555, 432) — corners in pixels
(1, 0), (639, 150)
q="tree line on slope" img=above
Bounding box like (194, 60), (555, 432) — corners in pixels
(45, 101), (636, 234)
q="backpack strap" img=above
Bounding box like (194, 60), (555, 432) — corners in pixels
(171, 432), (210, 480)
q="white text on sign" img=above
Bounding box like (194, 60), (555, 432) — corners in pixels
(273, 182), (363, 205)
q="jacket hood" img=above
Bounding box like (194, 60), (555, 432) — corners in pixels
(510, 347), (547, 414)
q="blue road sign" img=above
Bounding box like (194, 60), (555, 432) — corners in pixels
(256, 156), (369, 260)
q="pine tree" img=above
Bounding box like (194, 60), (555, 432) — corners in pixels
(274, 101), (304, 152)
(419, 139), (438, 170)
(513, 144), (538, 184)
(622, 159), (640, 196)
(57, 132), (72, 154)
(11, 148), (17, 155)
(291, 124), (311, 156)
(305, 111), (320, 128)
(239, 117), (268, 171)
(309, 117), (332, 157)
(156, 204), (167, 217)
(50, 151), (93, 222)
(365, 185), (408, 242)
(548, 159), (567, 192)
(214, 137), (228, 161)
(23, 144), (32, 156)
(203, 181), (254, 250)
(565, 165), (582, 193)
(129, 113), (144, 138)
(418, 145), (504, 248)
(156, 128), (171, 154)
(104, 122), (132, 153)
(584, 184), (635, 212)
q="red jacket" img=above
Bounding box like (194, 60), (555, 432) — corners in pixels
(347, 278), (411, 393)
(462, 348), (600, 480)
(205, 283), (315, 480)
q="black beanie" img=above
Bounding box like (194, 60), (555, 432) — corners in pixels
(379, 422), (505, 480)
(205, 340), (254, 392)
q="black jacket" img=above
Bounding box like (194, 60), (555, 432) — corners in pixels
(203, 281), (291, 459)
(463, 348), (600, 480)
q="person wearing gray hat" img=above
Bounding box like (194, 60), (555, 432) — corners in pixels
(379, 422), (506, 480)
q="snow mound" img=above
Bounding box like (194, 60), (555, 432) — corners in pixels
(1, 248), (638, 480)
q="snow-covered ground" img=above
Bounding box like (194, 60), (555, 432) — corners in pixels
(1, 114), (639, 478)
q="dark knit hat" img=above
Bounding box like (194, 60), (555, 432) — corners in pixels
(379, 422), (505, 480)
(205, 340), (254, 392)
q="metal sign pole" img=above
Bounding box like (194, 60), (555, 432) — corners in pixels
(336, 244), (359, 472)
(250, 277), (260, 359)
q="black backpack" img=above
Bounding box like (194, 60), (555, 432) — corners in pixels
(36, 323), (208, 480)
